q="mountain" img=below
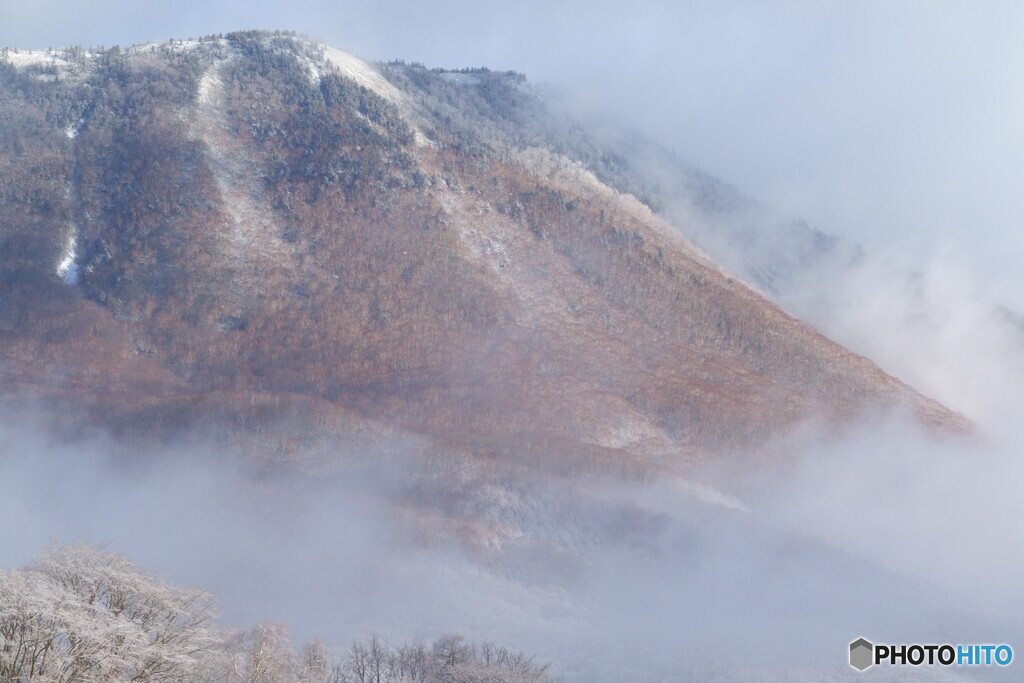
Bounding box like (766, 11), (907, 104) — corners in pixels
(0, 31), (965, 497)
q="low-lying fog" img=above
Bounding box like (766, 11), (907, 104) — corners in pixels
(3, 269), (1023, 680)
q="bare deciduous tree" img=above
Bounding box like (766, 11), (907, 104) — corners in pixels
(331, 633), (550, 683)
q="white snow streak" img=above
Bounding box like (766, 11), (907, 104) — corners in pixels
(301, 56), (322, 86)
(193, 62), (292, 271)
(56, 229), (79, 285)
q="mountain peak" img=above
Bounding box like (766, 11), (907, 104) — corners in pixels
(0, 33), (968, 496)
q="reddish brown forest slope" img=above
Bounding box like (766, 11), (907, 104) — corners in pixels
(0, 33), (965, 481)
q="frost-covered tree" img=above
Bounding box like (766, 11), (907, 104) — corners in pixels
(299, 638), (331, 682)
(227, 622), (301, 682)
(0, 542), (221, 682)
(1, 543), (553, 682)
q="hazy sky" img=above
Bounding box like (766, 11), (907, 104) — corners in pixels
(3, 1), (1022, 293)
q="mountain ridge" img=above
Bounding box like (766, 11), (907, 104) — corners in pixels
(0, 31), (967, 493)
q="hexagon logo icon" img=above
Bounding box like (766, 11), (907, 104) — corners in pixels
(850, 638), (874, 671)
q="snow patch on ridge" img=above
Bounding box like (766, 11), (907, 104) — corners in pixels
(320, 46), (432, 147)
(129, 39), (205, 55)
(2, 49), (95, 83)
(3, 50), (57, 68)
(321, 46), (402, 104)
(514, 147), (721, 269)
